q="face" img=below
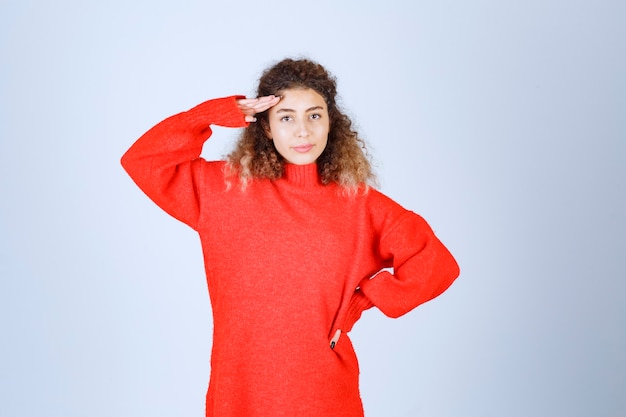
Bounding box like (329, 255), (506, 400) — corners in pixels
(265, 88), (330, 165)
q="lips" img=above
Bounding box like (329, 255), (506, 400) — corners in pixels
(292, 144), (314, 153)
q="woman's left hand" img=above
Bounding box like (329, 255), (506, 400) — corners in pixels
(237, 95), (281, 122)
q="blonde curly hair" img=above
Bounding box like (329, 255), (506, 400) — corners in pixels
(227, 58), (376, 191)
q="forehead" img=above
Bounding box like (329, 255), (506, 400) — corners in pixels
(274, 88), (327, 111)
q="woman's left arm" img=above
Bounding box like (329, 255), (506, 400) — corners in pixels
(359, 211), (460, 318)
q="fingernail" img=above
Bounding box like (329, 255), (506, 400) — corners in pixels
(330, 329), (341, 349)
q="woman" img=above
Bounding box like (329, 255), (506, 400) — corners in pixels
(121, 58), (459, 417)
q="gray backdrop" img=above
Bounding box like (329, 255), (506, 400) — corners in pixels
(1, 1), (624, 416)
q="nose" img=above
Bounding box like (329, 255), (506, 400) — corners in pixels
(296, 120), (309, 137)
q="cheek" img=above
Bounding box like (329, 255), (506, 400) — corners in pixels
(267, 120), (288, 138)
(317, 124), (330, 142)
(269, 128), (289, 146)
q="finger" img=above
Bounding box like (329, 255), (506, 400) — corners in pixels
(236, 98), (260, 111)
(238, 98), (272, 109)
(237, 95), (281, 116)
(257, 94), (280, 102)
(251, 95), (281, 112)
(237, 97), (261, 106)
(238, 95), (275, 107)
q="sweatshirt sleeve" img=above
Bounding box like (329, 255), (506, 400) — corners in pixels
(359, 208), (460, 319)
(120, 96), (248, 229)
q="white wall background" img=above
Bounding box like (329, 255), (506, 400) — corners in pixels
(1, 1), (624, 416)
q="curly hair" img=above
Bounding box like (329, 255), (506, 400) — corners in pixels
(226, 58), (376, 191)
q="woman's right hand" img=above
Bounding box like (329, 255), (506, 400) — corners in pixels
(237, 95), (281, 123)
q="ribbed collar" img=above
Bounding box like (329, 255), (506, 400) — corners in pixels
(283, 163), (325, 188)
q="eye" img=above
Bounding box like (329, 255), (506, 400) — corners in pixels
(310, 113), (322, 120)
(280, 115), (293, 122)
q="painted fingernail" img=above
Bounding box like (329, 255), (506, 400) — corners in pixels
(330, 329), (341, 349)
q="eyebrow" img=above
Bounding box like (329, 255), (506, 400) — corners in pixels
(275, 105), (325, 113)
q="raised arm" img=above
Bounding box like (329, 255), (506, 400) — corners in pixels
(121, 96), (250, 228)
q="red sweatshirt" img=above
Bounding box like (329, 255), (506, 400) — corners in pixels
(121, 96), (460, 417)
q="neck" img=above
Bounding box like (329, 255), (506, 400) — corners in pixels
(283, 163), (324, 188)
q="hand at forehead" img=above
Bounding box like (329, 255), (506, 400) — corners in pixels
(237, 95), (281, 122)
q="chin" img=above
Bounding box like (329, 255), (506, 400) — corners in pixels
(295, 159), (319, 165)
(285, 155), (319, 165)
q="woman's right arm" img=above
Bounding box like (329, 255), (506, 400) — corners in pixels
(120, 96), (248, 229)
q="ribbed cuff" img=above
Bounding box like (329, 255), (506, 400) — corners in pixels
(183, 95), (249, 128)
(343, 289), (374, 332)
